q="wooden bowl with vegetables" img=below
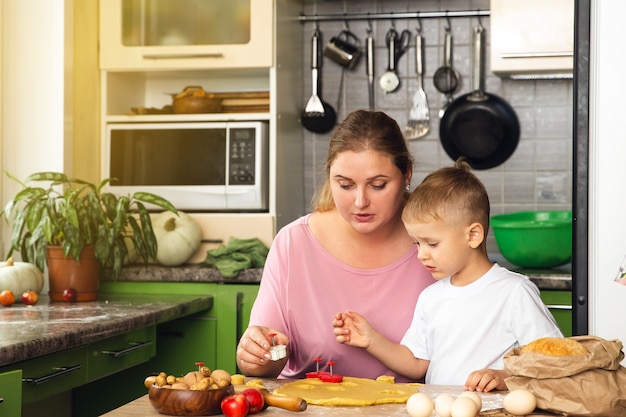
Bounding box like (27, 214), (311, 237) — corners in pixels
(146, 366), (234, 416)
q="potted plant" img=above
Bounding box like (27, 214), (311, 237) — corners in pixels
(1, 171), (177, 301)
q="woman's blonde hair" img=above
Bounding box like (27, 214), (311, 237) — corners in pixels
(312, 110), (413, 212)
(402, 159), (490, 232)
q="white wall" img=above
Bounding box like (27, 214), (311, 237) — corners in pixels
(588, 1), (626, 346)
(0, 0), (68, 258)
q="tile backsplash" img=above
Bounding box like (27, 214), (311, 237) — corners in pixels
(299, 0), (573, 254)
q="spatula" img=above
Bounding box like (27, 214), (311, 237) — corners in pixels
(405, 29), (430, 139)
(303, 28), (325, 116)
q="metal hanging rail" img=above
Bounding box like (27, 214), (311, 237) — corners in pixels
(298, 9), (489, 23)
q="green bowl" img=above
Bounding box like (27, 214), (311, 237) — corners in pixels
(490, 210), (572, 268)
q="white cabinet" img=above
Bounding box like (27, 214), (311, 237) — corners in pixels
(99, 0), (273, 70)
(490, 0), (574, 79)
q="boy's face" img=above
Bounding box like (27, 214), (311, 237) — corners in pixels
(404, 218), (473, 281)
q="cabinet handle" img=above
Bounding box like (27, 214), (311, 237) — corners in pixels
(546, 304), (572, 310)
(22, 365), (82, 385)
(101, 341), (153, 357)
(142, 53), (224, 60)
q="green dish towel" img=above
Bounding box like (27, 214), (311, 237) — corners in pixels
(202, 237), (269, 278)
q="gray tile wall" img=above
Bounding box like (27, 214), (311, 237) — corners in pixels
(299, 0), (573, 254)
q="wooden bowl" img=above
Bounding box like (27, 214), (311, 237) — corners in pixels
(148, 384), (234, 416)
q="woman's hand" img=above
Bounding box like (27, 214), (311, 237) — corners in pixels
(236, 326), (289, 377)
(464, 368), (509, 392)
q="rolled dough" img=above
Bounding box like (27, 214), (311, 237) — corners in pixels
(273, 376), (419, 406)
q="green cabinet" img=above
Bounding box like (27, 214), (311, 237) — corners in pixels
(99, 281), (259, 374)
(0, 370), (22, 417)
(540, 290), (572, 337)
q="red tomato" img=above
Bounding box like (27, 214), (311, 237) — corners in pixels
(21, 290), (39, 305)
(241, 388), (265, 414)
(221, 393), (249, 417)
(0, 290), (15, 306)
(62, 288), (77, 302)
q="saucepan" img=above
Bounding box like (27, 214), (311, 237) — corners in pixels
(439, 24), (520, 170)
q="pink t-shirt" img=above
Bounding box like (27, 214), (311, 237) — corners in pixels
(249, 214), (435, 382)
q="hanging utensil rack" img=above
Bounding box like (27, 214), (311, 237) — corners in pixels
(298, 9), (489, 23)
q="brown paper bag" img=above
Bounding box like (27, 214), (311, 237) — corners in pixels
(504, 336), (626, 416)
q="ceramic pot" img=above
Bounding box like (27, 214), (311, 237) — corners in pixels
(46, 246), (100, 301)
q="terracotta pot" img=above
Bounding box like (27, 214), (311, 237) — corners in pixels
(46, 246), (101, 302)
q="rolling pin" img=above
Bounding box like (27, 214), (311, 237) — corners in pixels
(234, 385), (307, 412)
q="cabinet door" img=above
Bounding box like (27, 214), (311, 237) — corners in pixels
(0, 370), (22, 417)
(100, 0), (273, 70)
(0, 346), (88, 405)
(155, 312), (218, 375)
(88, 326), (156, 380)
(214, 284), (259, 373)
(540, 290), (573, 337)
(490, 0), (574, 78)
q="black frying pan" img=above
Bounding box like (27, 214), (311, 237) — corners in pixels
(439, 24), (520, 170)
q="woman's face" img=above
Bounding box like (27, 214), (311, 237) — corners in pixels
(329, 149), (409, 235)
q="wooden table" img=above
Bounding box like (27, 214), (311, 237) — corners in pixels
(100, 379), (514, 417)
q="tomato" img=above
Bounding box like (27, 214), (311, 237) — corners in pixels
(241, 388), (265, 414)
(220, 393), (249, 417)
(0, 290), (15, 306)
(62, 288), (77, 302)
(21, 290), (39, 305)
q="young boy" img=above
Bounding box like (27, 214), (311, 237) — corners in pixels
(332, 160), (563, 392)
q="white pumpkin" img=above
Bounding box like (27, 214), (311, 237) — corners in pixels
(153, 211), (202, 266)
(0, 257), (44, 297)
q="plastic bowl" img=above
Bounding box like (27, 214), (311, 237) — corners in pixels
(148, 384), (233, 416)
(490, 210), (572, 268)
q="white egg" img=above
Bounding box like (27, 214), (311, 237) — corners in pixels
(406, 392), (435, 417)
(458, 391), (482, 411)
(503, 389), (537, 415)
(450, 396), (478, 417)
(434, 393), (455, 417)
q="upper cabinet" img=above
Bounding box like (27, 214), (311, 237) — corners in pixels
(490, 0), (574, 79)
(99, 0), (273, 70)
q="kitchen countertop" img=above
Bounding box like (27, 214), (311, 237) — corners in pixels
(101, 378), (553, 417)
(0, 292), (213, 367)
(109, 259), (571, 290)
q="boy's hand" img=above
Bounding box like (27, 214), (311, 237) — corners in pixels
(332, 311), (374, 348)
(464, 368), (509, 392)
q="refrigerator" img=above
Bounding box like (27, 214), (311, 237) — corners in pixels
(575, 0), (626, 361)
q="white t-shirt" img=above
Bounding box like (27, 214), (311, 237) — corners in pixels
(400, 263), (563, 385)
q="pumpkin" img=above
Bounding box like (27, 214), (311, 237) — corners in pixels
(0, 257), (44, 298)
(153, 211), (202, 266)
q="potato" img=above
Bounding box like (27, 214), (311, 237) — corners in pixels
(144, 375), (157, 388)
(190, 377), (211, 391)
(171, 382), (190, 390)
(156, 375), (167, 387)
(200, 365), (211, 377)
(183, 371), (205, 387)
(211, 369), (231, 387)
(166, 375), (177, 385)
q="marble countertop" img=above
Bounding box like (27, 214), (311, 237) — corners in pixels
(110, 259), (572, 290)
(0, 292), (213, 367)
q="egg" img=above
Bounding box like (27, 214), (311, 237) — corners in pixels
(450, 396), (479, 417)
(458, 391), (482, 411)
(503, 389), (537, 415)
(434, 393), (455, 417)
(406, 392), (434, 417)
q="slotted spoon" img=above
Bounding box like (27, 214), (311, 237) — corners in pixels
(405, 29), (430, 139)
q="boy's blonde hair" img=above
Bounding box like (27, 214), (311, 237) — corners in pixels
(402, 159), (490, 232)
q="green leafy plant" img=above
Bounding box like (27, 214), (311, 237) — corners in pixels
(1, 172), (177, 280)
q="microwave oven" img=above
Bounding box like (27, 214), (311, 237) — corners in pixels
(103, 121), (268, 211)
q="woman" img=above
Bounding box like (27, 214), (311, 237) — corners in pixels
(236, 110), (434, 382)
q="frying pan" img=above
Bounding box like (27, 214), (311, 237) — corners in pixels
(301, 29), (337, 134)
(439, 24), (520, 170)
